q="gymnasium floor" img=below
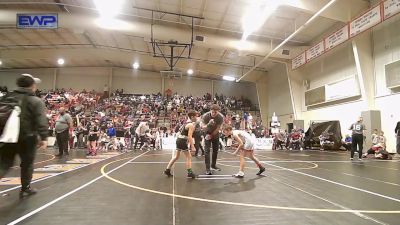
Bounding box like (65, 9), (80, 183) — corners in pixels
(0, 149), (399, 225)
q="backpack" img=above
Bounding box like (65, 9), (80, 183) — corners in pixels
(0, 93), (27, 143)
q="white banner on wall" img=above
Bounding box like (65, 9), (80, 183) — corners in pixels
(325, 25), (349, 51)
(292, 52), (306, 70)
(384, 0), (400, 20)
(350, 5), (382, 37)
(306, 41), (325, 62)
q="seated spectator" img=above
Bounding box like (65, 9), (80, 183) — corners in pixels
(289, 128), (302, 150)
(342, 134), (352, 151)
(363, 131), (390, 159)
(371, 129), (379, 145)
(274, 130), (286, 150)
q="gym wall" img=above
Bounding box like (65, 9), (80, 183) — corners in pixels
(0, 68), (54, 90)
(373, 17), (400, 153)
(257, 63), (294, 129)
(259, 16), (400, 152)
(297, 42), (363, 136)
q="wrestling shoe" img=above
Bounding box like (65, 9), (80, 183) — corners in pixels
(163, 169), (173, 177)
(187, 172), (196, 179)
(233, 171), (244, 178)
(256, 167), (266, 175)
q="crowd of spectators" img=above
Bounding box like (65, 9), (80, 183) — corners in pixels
(11, 87), (263, 155)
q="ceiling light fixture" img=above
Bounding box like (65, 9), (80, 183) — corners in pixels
(223, 75), (236, 82)
(93, 0), (125, 19)
(236, 39), (254, 50)
(241, 0), (285, 41)
(0, 60), (2, 66)
(133, 62), (139, 69)
(187, 69), (194, 75)
(57, 58), (65, 65)
(95, 17), (132, 30)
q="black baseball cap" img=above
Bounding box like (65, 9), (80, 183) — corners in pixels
(16, 73), (41, 87)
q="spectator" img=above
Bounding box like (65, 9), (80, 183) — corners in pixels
(55, 107), (73, 157)
(0, 74), (48, 198)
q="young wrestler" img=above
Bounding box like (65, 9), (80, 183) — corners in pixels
(223, 125), (265, 178)
(164, 110), (198, 178)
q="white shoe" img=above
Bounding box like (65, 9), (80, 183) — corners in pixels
(233, 171), (244, 178)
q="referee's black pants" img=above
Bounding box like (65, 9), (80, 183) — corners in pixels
(351, 134), (363, 159)
(204, 136), (219, 171)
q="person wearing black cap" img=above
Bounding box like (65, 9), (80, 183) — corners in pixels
(0, 73), (48, 198)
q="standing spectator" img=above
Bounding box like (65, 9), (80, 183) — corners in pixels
(124, 128), (131, 149)
(0, 74), (48, 198)
(395, 121), (400, 156)
(129, 125), (136, 149)
(103, 84), (109, 99)
(349, 117), (366, 161)
(248, 113), (253, 129)
(88, 124), (99, 156)
(201, 104), (224, 175)
(55, 107), (73, 157)
(76, 125), (85, 148)
(134, 121), (148, 150)
(107, 124), (116, 139)
(243, 112), (248, 129)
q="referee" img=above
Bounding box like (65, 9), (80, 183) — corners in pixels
(201, 104), (224, 175)
(349, 116), (366, 161)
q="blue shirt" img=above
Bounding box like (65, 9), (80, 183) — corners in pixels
(107, 127), (116, 137)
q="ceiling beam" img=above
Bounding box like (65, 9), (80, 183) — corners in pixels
(219, 49), (227, 61)
(54, 0), (70, 13)
(205, 48), (211, 60)
(285, 0), (370, 23)
(33, 30), (55, 46)
(0, 32), (18, 47)
(215, 0), (233, 34)
(198, 0), (208, 26)
(0, 48), (267, 81)
(82, 31), (97, 48)
(51, 29), (70, 44)
(179, 0), (183, 23)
